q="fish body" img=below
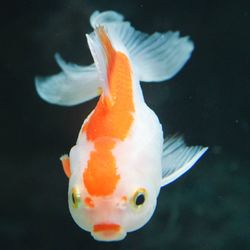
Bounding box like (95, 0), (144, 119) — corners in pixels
(35, 10), (207, 241)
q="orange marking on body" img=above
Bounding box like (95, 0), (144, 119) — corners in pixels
(83, 138), (120, 196)
(82, 122), (88, 133)
(82, 27), (134, 196)
(84, 197), (95, 208)
(82, 28), (134, 141)
(97, 26), (116, 66)
(93, 223), (121, 233)
(60, 155), (71, 178)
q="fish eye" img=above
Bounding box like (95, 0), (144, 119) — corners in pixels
(130, 188), (147, 210)
(71, 188), (81, 209)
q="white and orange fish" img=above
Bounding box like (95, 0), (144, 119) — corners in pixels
(35, 10), (207, 241)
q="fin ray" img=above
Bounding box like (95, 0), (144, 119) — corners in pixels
(86, 26), (121, 101)
(90, 10), (124, 28)
(35, 54), (100, 106)
(90, 11), (194, 82)
(35, 11), (195, 106)
(161, 135), (208, 187)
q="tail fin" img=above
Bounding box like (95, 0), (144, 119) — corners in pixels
(90, 10), (194, 82)
(35, 54), (100, 106)
(35, 11), (194, 107)
(90, 10), (124, 28)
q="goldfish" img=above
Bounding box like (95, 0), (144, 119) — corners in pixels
(35, 10), (208, 241)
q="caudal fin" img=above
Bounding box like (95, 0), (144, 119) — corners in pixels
(35, 10), (194, 107)
(35, 54), (100, 106)
(89, 10), (194, 82)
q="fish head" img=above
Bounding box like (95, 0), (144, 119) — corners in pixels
(67, 168), (160, 241)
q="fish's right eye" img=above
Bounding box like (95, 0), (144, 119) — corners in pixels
(71, 188), (81, 208)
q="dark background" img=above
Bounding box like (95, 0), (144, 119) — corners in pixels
(1, 0), (249, 249)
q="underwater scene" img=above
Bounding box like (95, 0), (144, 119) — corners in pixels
(1, 0), (249, 249)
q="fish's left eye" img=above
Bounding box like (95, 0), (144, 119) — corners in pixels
(71, 188), (81, 209)
(131, 188), (147, 210)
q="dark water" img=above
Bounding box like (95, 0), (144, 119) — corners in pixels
(1, 0), (250, 249)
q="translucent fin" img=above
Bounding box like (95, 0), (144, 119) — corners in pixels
(86, 27), (117, 99)
(35, 11), (194, 106)
(107, 25), (194, 82)
(90, 10), (124, 28)
(161, 135), (208, 187)
(88, 11), (194, 82)
(60, 154), (71, 178)
(130, 31), (194, 82)
(35, 54), (100, 106)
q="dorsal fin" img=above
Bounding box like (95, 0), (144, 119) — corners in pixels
(86, 26), (116, 104)
(96, 26), (116, 66)
(83, 27), (135, 141)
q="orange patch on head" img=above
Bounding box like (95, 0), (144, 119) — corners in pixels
(83, 138), (120, 196)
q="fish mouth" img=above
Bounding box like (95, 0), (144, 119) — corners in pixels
(91, 223), (126, 241)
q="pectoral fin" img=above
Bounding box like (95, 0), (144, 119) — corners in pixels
(60, 154), (71, 178)
(161, 135), (208, 187)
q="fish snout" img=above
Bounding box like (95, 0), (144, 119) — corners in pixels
(91, 223), (126, 241)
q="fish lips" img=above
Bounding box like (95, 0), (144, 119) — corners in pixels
(91, 223), (127, 241)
